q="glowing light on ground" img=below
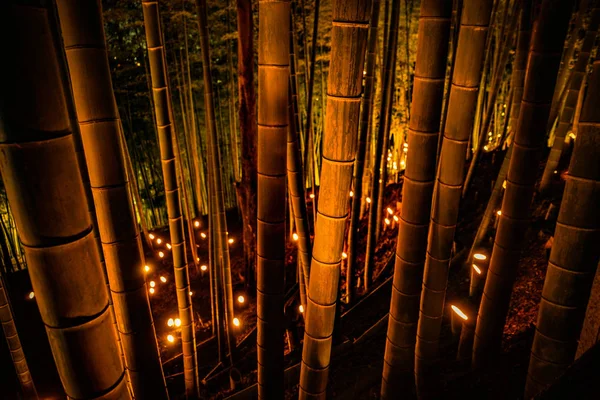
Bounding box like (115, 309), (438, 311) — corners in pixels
(228, 238), (234, 244)
(233, 318), (240, 327)
(393, 215), (399, 222)
(299, 304), (304, 313)
(167, 318), (174, 327)
(293, 233), (299, 241)
(194, 221), (200, 228)
(144, 265), (151, 273)
(149, 234), (155, 240)
(201, 265), (208, 271)
(189, 291), (193, 296)
(156, 238), (162, 245)
(149, 281), (156, 288)
(474, 253), (487, 261)
(238, 295), (245, 304)
(384, 218), (391, 225)
(366, 197), (371, 203)
(28, 292), (35, 300)
(166, 243), (171, 250)
(387, 207), (393, 215)
(201, 233), (207, 239)
(342, 252), (348, 259)
(472, 264), (482, 275)
(174, 318), (181, 327)
(349, 191), (354, 197)
(167, 334), (175, 343)
(149, 288), (155, 294)
(160, 276), (167, 283)
(496, 210), (502, 216)
(451, 305), (468, 320)
(159, 251), (165, 258)
(309, 193), (315, 199)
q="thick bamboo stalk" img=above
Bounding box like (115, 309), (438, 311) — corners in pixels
(525, 58), (600, 398)
(288, 14), (312, 310)
(0, 3), (128, 398)
(380, 1), (452, 396)
(0, 275), (37, 399)
(473, 0), (572, 367)
(414, 0), (493, 392)
(56, 1), (169, 397)
(256, 0), (290, 397)
(140, 1), (198, 396)
(364, 0), (400, 292)
(299, 1), (371, 397)
(347, 0), (382, 305)
(194, 0), (235, 353)
(227, 0), (241, 183)
(539, 6), (599, 193)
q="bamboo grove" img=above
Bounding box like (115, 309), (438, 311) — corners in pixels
(0, 0), (599, 399)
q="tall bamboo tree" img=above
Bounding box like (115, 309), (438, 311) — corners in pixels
(381, 1), (452, 396)
(56, 2), (168, 397)
(414, 0), (493, 392)
(539, 6), (599, 193)
(347, 0), (381, 304)
(0, 2), (128, 397)
(0, 274), (37, 399)
(257, 0), (289, 397)
(141, 1), (198, 396)
(299, 0), (371, 397)
(525, 58), (600, 398)
(235, 0), (258, 291)
(473, 0), (572, 367)
(364, 0), (400, 292)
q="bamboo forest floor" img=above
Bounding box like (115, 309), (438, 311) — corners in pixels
(0, 148), (584, 399)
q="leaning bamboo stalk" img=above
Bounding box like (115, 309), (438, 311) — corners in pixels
(0, 274), (37, 399)
(0, 3), (128, 397)
(140, 1), (198, 396)
(57, 2), (169, 397)
(381, 1), (452, 397)
(256, 0), (290, 397)
(364, 0), (400, 292)
(415, 0), (494, 393)
(473, 0), (572, 367)
(299, 1), (370, 397)
(508, 0), (532, 136)
(539, 6), (599, 193)
(525, 58), (600, 399)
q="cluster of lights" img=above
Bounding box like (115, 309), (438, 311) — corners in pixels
(167, 317), (182, 328)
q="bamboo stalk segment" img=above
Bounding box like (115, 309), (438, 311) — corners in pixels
(473, 0), (573, 368)
(299, 1), (371, 398)
(508, 1), (532, 136)
(380, 1), (452, 397)
(140, 1), (198, 396)
(525, 58), (600, 398)
(0, 3), (127, 398)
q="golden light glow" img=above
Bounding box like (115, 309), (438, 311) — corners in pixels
(299, 304), (304, 313)
(384, 218), (391, 225)
(393, 215), (399, 222)
(400, 160), (406, 168)
(201, 232), (207, 239)
(166, 243), (171, 250)
(366, 197), (371, 203)
(167, 334), (175, 343)
(167, 318), (174, 327)
(201, 265), (208, 271)
(474, 253), (487, 261)
(503, 180), (507, 189)
(342, 252), (348, 259)
(156, 238), (162, 245)
(387, 207), (393, 215)
(483, 145), (489, 151)
(472, 264), (482, 275)
(28, 291), (35, 300)
(293, 233), (299, 241)
(349, 191), (354, 197)
(159, 251), (165, 258)
(144, 265), (151, 273)
(160, 276), (167, 283)
(451, 305), (468, 320)
(496, 210), (502, 216)
(309, 193), (315, 199)
(233, 318), (240, 327)
(174, 318), (181, 328)
(228, 238), (234, 244)
(149, 234), (155, 240)
(194, 221), (200, 228)
(149, 288), (155, 294)
(150, 281), (156, 288)
(197, 257), (200, 262)
(554, 170), (558, 174)
(238, 295), (245, 304)
(189, 291), (193, 296)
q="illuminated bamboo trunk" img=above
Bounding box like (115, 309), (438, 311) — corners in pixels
(0, 3), (128, 398)
(299, 1), (370, 397)
(364, 0), (400, 292)
(56, 1), (169, 397)
(415, 0), (493, 391)
(140, 1), (198, 396)
(194, 0), (235, 346)
(288, 17), (311, 310)
(257, 0), (289, 397)
(462, 5), (520, 198)
(347, 0), (381, 305)
(227, 0), (240, 183)
(539, 6), (599, 193)
(524, 58), (600, 398)
(381, 2), (452, 396)
(0, 275), (37, 399)
(473, 0), (572, 367)
(508, 1), (532, 136)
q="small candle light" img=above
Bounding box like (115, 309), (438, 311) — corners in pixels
(156, 238), (162, 245)
(174, 318), (181, 327)
(167, 318), (174, 327)
(228, 238), (234, 244)
(293, 233), (299, 241)
(201, 265), (208, 271)
(349, 191), (354, 197)
(451, 305), (468, 320)
(233, 318), (240, 327)
(167, 334), (175, 343)
(496, 210), (502, 216)
(144, 265), (151, 273)
(166, 243), (171, 250)
(393, 215), (399, 222)
(160, 276), (167, 283)
(299, 304), (304, 313)
(149, 234), (155, 240)
(201, 232), (207, 239)
(149, 288), (155, 294)
(238, 295), (245, 304)
(366, 197), (371, 204)
(28, 291), (35, 300)
(150, 281), (156, 288)
(342, 252), (348, 259)
(194, 221), (200, 228)
(384, 218), (391, 225)
(159, 251), (165, 258)
(309, 193), (315, 199)
(189, 291), (193, 296)
(474, 253), (487, 261)
(387, 207), (394, 215)
(472, 264), (482, 275)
